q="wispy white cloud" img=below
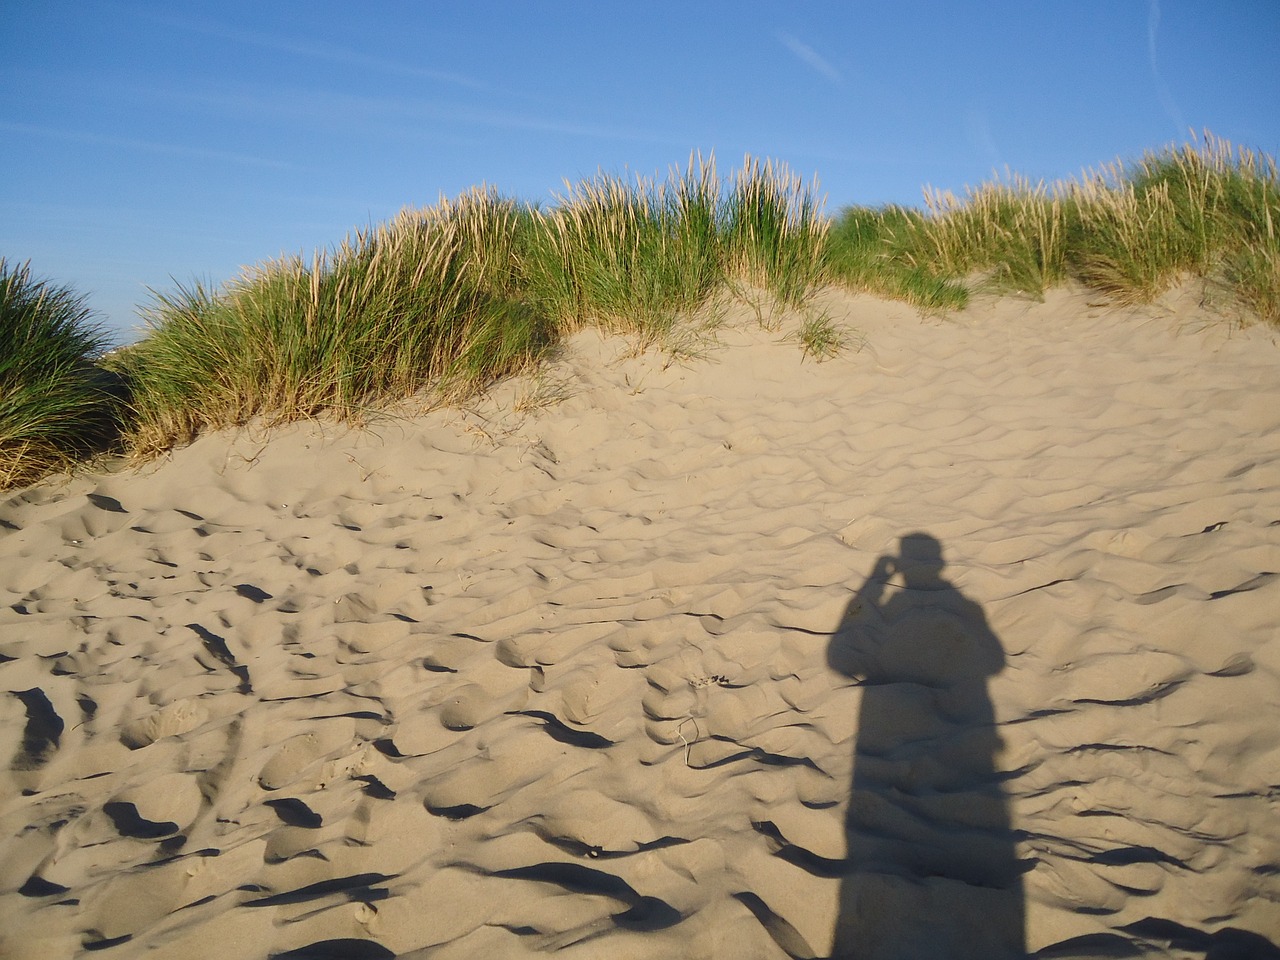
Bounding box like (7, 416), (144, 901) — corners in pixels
(142, 10), (496, 94)
(105, 79), (687, 151)
(113, 7), (685, 154)
(0, 121), (296, 169)
(778, 32), (842, 84)
(1147, 0), (1187, 136)
(456, 106), (688, 147)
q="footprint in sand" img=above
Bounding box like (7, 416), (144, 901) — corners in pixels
(119, 698), (210, 749)
(10, 688), (63, 771)
(106, 772), (204, 838)
(258, 718), (357, 790)
(437, 683), (497, 730)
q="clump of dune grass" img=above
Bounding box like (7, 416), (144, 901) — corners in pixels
(916, 175), (1070, 297)
(722, 156), (829, 321)
(523, 155), (724, 340)
(0, 259), (118, 489)
(119, 187), (553, 456)
(1066, 134), (1280, 317)
(792, 309), (847, 361)
(828, 133), (1280, 319)
(823, 205), (969, 311)
(826, 176), (1069, 303)
(526, 154), (831, 336)
(110, 136), (1280, 465)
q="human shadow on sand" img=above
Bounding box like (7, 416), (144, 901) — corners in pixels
(827, 532), (1026, 959)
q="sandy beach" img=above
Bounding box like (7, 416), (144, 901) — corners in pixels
(2, 286), (1278, 958)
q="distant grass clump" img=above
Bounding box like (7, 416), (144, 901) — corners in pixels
(0, 259), (118, 488)
(119, 156), (834, 455)
(822, 204), (969, 311)
(1067, 136), (1280, 316)
(117, 188), (554, 457)
(825, 133), (1280, 318)
(522, 157), (724, 339)
(722, 156), (829, 318)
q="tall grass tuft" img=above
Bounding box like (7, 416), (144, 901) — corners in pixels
(722, 157), (829, 315)
(0, 259), (117, 488)
(120, 188), (552, 456)
(1065, 173), (1188, 302)
(825, 133), (1280, 320)
(526, 154), (831, 335)
(523, 155), (723, 340)
(1067, 134), (1280, 313)
(915, 176), (1068, 297)
(824, 205), (969, 310)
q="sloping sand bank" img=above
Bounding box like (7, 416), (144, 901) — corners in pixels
(2, 287), (1279, 959)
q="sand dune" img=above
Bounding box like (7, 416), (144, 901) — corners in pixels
(2, 286), (1279, 958)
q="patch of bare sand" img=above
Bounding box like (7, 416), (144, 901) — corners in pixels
(1, 286), (1278, 958)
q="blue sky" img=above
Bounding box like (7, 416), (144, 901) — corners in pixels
(3, 1), (1278, 342)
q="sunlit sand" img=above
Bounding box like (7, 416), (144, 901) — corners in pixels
(2, 286), (1278, 958)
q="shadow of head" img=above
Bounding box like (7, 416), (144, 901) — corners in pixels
(897, 531), (945, 587)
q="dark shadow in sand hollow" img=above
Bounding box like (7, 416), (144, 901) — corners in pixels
(827, 532), (1026, 959)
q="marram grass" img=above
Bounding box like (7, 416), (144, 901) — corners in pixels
(117, 155), (836, 456)
(821, 204), (969, 311)
(521, 156), (723, 338)
(723, 156), (829, 316)
(1066, 135), (1280, 314)
(4, 137), (1279, 489)
(0, 259), (118, 488)
(116, 188), (553, 457)
(825, 133), (1280, 314)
